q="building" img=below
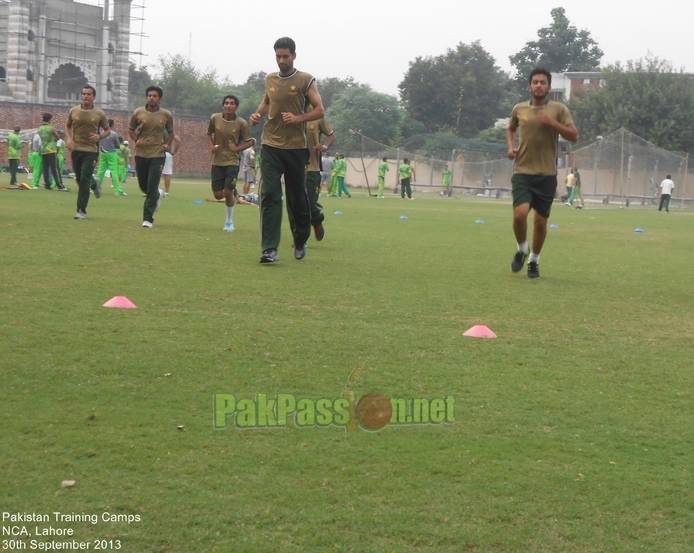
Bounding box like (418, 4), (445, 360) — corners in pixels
(549, 71), (603, 103)
(0, 0), (131, 109)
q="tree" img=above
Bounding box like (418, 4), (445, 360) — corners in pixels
(509, 7), (603, 93)
(571, 57), (694, 152)
(399, 41), (508, 138)
(476, 125), (508, 144)
(316, 77), (358, 112)
(325, 85), (403, 152)
(128, 63), (154, 104)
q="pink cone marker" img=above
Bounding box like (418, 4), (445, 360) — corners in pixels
(463, 325), (497, 338)
(103, 296), (137, 308)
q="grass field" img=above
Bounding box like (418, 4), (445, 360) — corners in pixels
(1, 177), (693, 552)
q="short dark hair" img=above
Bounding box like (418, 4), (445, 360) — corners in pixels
(146, 85), (163, 98)
(274, 37), (296, 54)
(82, 85), (96, 96)
(666, 174), (672, 179)
(529, 68), (552, 86)
(14, 125), (21, 132)
(382, 157), (388, 162)
(107, 119), (114, 127)
(403, 158), (410, 164)
(223, 94), (239, 107)
(42, 112), (52, 122)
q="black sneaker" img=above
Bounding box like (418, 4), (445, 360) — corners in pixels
(259, 249), (279, 263)
(528, 261), (540, 279)
(511, 251), (527, 272)
(313, 224), (325, 241)
(294, 243), (306, 260)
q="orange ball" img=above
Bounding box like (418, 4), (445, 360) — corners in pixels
(356, 393), (392, 430)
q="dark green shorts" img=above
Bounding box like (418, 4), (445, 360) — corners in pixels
(511, 174), (558, 219)
(211, 165), (240, 192)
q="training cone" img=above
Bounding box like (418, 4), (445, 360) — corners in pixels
(194, 200), (203, 204)
(475, 219), (484, 224)
(463, 325), (497, 339)
(550, 223), (558, 228)
(334, 211), (342, 215)
(635, 228), (644, 233)
(103, 296), (137, 308)
(400, 215), (408, 219)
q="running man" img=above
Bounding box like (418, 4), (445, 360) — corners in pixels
(207, 94), (253, 232)
(304, 116), (335, 239)
(129, 85), (174, 228)
(249, 36), (325, 263)
(507, 68), (578, 278)
(66, 85), (109, 218)
(96, 119), (125, 195)
(377, 157), (389, 198)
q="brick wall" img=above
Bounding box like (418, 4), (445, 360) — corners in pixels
(1, 101), (210, 176)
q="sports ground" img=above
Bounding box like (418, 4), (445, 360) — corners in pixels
(1, 179), (693, 552)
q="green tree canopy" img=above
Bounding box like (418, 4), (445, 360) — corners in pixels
(571, 57), (694, 152)
(398, 41), (508, 139)
(316, 77), (359, 112)
(509, 7), (603, 94)
(128, 63), (154, 105)
(325, 85), (403, 152)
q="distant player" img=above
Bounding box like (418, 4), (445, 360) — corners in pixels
(321, 151), (333, 194)
(439, 164), (451, 197)
(378, 157), (389, 198)
(38, 113), (67, 192)
(398, 158), (415, 200)
(657, 174), (675, 213)
(96, 119), (125, 196)
(129, 85), (174, 228)
(304, 116), (335, 239)
(7, 125), (23, 186)
(242, 139), (256, 194)
(249, 36), (325, 263)
(507, 68), (578, 278)
(207, 94), (253, 231)
(162, 132), (181, 198)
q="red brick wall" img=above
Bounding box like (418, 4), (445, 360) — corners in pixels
(1, 101), (210, 176)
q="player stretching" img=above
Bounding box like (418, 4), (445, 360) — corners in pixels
(507, 68), (578, 278)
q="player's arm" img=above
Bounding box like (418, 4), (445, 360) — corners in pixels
(65, 117), (74, 149)
(250, 95), (270, 126)
(230, 138), (253, 153)
(536, 110), (578, 142)
(314, 131), (335, 152)
(506, 124), (518, 160)
(170, 133), (181, 155)
(162, 127), (175, 152)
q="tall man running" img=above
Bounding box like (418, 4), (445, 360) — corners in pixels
(507, 68), (578, 279)
(249, 36), (325, 263)
(129, 85), (174, 228)
(66, 85), (110, 219)
(207, 94), (253, 232)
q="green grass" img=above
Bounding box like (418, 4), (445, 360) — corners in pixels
(1, 176), (693, 552)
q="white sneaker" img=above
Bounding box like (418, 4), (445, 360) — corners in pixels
(73, 211), (86, 220)
(164, 192), (169, 198)
(155, 189), (163, 212)
(92, 177), (102, 198)
(142, 221), (153, 228)
(116, 192), (127, 196)
(223, 221), (235, 232)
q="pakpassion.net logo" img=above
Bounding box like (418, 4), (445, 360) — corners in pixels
(213, 362), (456, 433)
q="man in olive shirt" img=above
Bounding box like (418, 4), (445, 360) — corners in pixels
(207, 94), (253, 232)
(507, 68), (578, 279)
(7, 125), (23, 186)
(249, 36), (325, 263)
(304, 116), (335, 240)
(66, 85), (110, 219)
(129, 85), (174, 228)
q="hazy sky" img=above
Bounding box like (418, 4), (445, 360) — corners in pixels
(121, 0), (694, 97)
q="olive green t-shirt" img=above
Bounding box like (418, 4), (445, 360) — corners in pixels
(509, 101), (574, 176)
(207, 113), (252, 166)
(261, 70), (316, 150)
(66, 106), (109, 153)
(129, 106), (174, 158)
(306, 117), (333, 172)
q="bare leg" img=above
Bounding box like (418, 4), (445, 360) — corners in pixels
(164, 175), (171, 194)
(243, 181), (251, 194)
(531, 211), (549, 255)
(512, 203), (531, 244)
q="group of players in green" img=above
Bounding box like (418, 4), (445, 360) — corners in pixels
(6, 117), (132, 196)
(7, 40), (575, 275)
